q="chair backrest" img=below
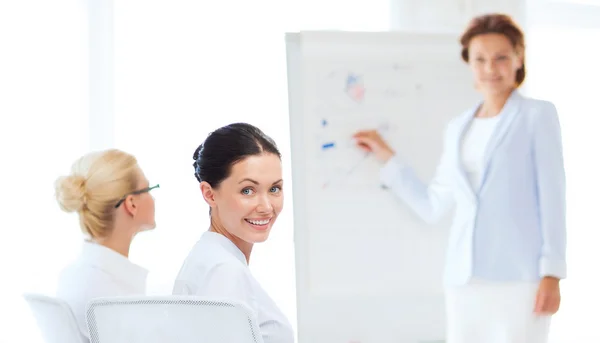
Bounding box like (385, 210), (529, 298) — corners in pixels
(23, 293), (86, 343)
(85, 295), (264, 343)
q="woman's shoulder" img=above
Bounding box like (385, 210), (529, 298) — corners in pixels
(175, 237), (249, 286)
(520, 94), (557, 111)
(184, 235), (245, 268)
(518, 95), (560, 128)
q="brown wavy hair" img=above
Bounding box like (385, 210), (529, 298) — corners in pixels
(460, 14), (526, 86)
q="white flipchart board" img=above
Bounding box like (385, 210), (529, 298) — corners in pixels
(285, 31), (480, 343)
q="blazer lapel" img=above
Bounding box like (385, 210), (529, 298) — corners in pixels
(478, 90), (523, 191)
(454, 104), (480, 200)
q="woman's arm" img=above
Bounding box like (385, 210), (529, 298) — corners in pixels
(532, 102), (567, 280)
(354, 126), (456, 224)
(379, 130), (455, 224)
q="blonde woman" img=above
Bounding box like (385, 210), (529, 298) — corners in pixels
(54, 149), (158, 340)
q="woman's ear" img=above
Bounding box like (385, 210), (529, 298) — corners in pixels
(200, 181), (216, 208)
(123, 195), (137, 216)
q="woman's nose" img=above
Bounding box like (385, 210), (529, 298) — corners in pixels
(256, 195), (273, 213)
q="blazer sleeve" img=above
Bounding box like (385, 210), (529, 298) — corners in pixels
(532, 102), (567, 279)
(379, 125), (455, 224)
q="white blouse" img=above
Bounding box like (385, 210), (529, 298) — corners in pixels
(460, 116), (502, 190)
(173, 231), (294, 343)
(56, 241), (148, 339)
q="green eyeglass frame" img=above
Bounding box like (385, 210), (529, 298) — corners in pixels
(114, 184), (160, 208)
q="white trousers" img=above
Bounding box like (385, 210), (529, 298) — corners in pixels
(445, 279), (551, 343)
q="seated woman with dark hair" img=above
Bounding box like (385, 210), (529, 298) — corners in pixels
(173, 123), (294, 343)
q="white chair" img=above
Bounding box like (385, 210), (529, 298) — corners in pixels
(85, 295), (264, 343)
(23, 293), (86, 343)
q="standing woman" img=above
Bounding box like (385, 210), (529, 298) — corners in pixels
(55, 149), (158, 340)
(354, 14), (566, 343)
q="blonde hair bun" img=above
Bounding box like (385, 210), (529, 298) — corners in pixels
(55, 174), (88, 213)
(56, 149), (140, 239)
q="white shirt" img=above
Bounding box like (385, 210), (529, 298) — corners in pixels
(56, 241), (148, 340)
(173, 231), (294, 343)
(460, 116), (501, 191)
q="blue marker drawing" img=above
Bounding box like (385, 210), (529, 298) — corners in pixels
(322, 142), (335, 150)
(321, 119), (328, 127)
(345, 72), (365, 102)
(346, 74), (359, 86)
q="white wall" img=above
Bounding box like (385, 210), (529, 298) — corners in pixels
(0, 2), (89, 342)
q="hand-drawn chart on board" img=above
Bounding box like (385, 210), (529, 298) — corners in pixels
(286, 31), (480, 343)
(311, 64), (421, 190)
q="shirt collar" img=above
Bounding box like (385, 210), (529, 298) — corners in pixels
(465, 88), (523, 120)
(202, 231), (248, 265)
(79, 241), (148, 292)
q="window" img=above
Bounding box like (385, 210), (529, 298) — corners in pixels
(526, 26), (600, 342)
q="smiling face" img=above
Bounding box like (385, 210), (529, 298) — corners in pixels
(468, 33), (523, 96)
(201, 153), (284, 245)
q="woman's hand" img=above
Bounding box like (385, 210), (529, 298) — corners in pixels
(534, 276), (561, 315)
(353, 130), (395, 163)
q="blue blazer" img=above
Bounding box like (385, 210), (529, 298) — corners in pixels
(380, 90), (567, 286)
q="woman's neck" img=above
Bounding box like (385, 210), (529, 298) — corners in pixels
(97, 228), (134, 258)
(478, 88), (514, 118)
(209, 218), (253, 264)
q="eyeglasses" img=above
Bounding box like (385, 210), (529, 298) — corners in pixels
(115, 184), (160, 208)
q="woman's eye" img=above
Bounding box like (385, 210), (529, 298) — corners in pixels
(241, 188), (254, 195)
(270, 186), (282, 193)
